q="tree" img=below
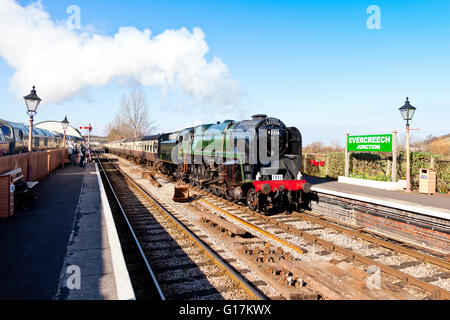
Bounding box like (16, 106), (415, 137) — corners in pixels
(303, 141), (324, 153)
(302, 139), (344, 154)
(330, 139), (342, 152)
(105, 87), (157, 141)
(425, 134), (437, 143)
(119, 87), (155, 138)
(104, 117), (126, 141)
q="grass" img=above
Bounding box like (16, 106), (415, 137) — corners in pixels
(349, 173), (392, 182)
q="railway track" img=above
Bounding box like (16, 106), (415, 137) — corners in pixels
(192, 190), (450, 299)
(104, 152), (450, 299)
(97, 154), (264, 300)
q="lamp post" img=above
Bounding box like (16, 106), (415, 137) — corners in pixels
(23, 86), (42, 152)
(399, 97), (416, 192)
(62, 116), (69, 168)
(23, 86), (42, 181)
(62, 115), (69, 145)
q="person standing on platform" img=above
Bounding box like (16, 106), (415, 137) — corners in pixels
(68, 141), (74, 166)
(86, 144), (91, 164)
(72, 143), (78, 166)
(80, 143), (86, 167)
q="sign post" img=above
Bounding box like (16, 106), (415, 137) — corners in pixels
(88, 123), (91, 150)
(345, 133), (350, 177)
(80, 125), (93, 162)
(392, 130), (397, 182)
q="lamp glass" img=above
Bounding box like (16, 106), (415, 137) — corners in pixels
(400, 108), (409, 121)
(399, 98), (416, 121)
(23, 86), (42, 113)
(399, 107), (416, 121)
(62, 116), (69, 130)
(25, 98), (40, 113)
(407, 108), (415, 120)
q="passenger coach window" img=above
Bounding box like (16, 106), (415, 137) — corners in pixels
(1, 125), (11, 137)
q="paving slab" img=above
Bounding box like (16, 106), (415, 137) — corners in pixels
(55, 163), (134, 300)
(0, 161), (134, 300)
(0, 164), (85, 300)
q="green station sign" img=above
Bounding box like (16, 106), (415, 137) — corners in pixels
(347, 134), (393, 152)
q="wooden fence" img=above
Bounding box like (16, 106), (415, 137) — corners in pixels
(0, 149), (65, 181)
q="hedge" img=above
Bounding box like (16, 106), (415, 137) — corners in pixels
(436, 160), (449, 193)
(302, 151), (449, 193)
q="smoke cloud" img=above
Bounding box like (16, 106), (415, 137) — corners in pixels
(0, 0), (241, 106)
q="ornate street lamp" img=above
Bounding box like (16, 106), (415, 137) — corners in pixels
(23, 86), (42, 152)
(62, 115), (69, 143)
(399, 97), (416, 192)
(399, 97), (416, 125)
(61, 116), (69, 168)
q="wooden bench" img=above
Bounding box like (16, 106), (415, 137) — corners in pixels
(2, 168), (39, 209)
(4, 168), (25, 184)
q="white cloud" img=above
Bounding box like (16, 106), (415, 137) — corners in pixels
(0, 0), (241, 107)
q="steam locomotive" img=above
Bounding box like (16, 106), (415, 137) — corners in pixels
(106, 114), (311, 212)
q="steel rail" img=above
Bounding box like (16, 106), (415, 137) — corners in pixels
(102, 156), (266, 300)
(96, 154), (166, 300)
(196, 192), (450, 300)
(293, 210), (450, 270)
(197, 197), (305, 254)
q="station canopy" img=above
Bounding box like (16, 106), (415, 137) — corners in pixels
(36, 120), (84, 141)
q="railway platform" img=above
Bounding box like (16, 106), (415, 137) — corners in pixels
(304, 175), (450, 253)
(305, 176), (450, 214)
(0, 162), (134, 300)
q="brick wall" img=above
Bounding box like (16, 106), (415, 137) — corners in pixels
(310, 193), (450, 253)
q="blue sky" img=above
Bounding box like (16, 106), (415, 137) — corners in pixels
(1, 0), (449, 145)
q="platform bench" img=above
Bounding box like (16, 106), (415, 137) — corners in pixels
(7, 168), (39, 209)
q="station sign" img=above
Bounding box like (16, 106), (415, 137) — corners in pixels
(347, 134), (392, 152)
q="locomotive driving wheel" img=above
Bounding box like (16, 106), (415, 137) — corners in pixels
(246, 188), (258, 211)
(225, 189), (234, 202)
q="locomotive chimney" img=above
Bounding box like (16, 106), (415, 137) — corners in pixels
(251, 114), (267, 120)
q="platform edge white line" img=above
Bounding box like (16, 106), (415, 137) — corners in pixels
(95, 162), (136, 300)
(311, 186), (450, 220)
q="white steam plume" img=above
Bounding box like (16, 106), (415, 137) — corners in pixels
(0, 0), (241, 106)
